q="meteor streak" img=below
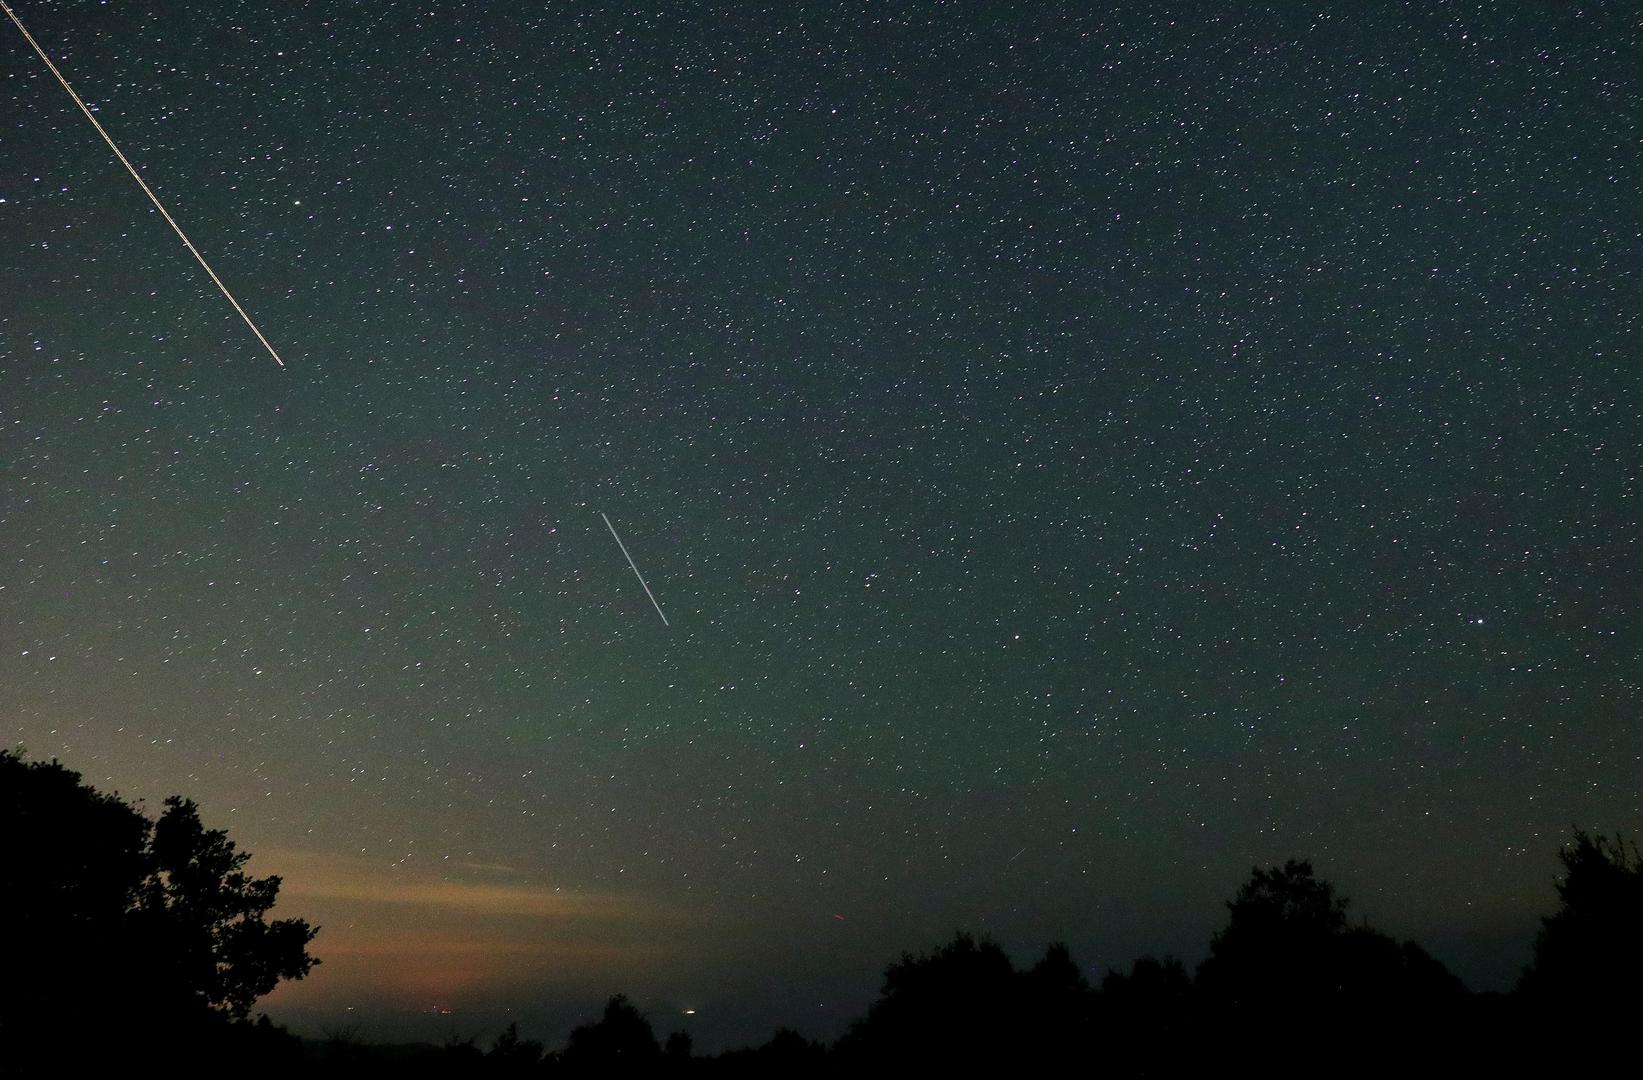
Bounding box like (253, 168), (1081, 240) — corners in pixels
(2, 0), (287, 368)
(601, 512), (670, 627)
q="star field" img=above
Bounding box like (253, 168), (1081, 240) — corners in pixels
(2, 0), (1639, 1049)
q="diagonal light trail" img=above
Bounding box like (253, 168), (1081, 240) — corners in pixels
(601, 512), (669, 627)
(2, 0), (286, 368)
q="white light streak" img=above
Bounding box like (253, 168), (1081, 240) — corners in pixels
(601, 512), (670, 627)
(2, 0), (287, 368)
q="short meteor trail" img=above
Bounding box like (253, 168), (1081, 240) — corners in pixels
(2, 0), (287, 368)
(601, 512), (670, 627)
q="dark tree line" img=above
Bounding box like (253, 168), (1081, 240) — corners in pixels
(4, 749), (1640, 1076)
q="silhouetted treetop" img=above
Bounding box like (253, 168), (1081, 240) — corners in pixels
(836, 931), (1101, 1069)
(139, 794), (319, 1018)
(0, 749), (318, 1067)
(1230, 859), (1350, 935)
(1024, 941), (1088, 997)
(559, 993), (663, 1071)
(1101, 954), (1191, 1004)
(1197, 857), (1464, 1016)
(486, 1021), (545, 1073)
(1519, 828), (1643, 1014)
(836, 932), (1018, 1066)
(713, 1027), (829, 1077)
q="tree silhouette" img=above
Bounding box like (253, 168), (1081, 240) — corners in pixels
(487, 1021), (545, 1072)
(138, 795), (320, 1019)
(1023, 941), (1089, 1001)
(1195, 859), (1349, 1011)
(1099, 953), (1193, 1072)
(0, 749), (317, 1067)
(1017, 942), (1095, 1064)
(663, 1028), (695, 1070)
(1101, 954), (1191, 1006)
(715, 1027), (828, 1076)
(1195, 858), (1465, 1061)
(1519, 828), (1643, 1017)
(558, 993), (663, 1072)
(438, 1033), (485, 1068)
(837, 931), (1014, 1066)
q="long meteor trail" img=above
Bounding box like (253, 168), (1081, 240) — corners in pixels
(601, 512), (669, 627)
(2, 0), (287, 368)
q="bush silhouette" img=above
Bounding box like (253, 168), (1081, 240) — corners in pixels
(0, 749), (317, 1068)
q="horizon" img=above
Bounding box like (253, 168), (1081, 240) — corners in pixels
(98, 772), (1565, 1051)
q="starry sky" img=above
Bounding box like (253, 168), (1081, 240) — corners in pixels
(3, 0), (1639, 1050)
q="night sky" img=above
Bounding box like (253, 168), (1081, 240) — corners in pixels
(3, 0), (1638, 1050)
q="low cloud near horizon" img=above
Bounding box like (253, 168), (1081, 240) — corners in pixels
(259, 848), (706, 1007)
